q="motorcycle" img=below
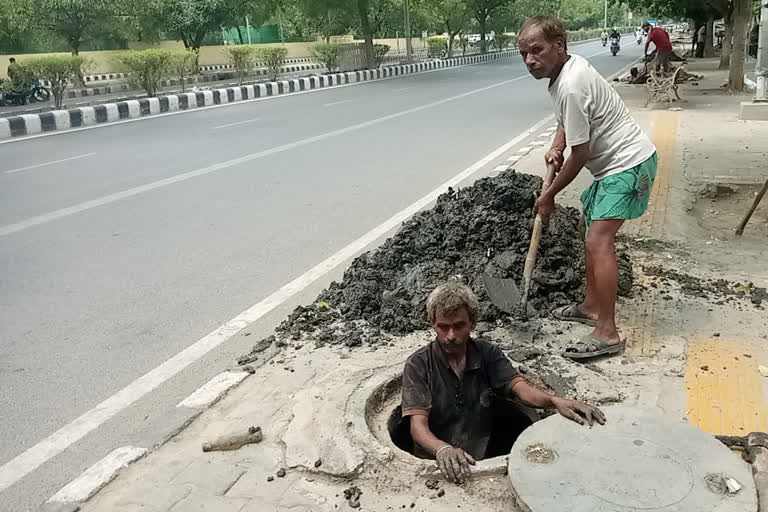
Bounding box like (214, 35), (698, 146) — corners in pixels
(0, 79), (51, 106)
(610, 37), (620, 56)
(636, 33), (643, 45)
(601, 36), (608, 47)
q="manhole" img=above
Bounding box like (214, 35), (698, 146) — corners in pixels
(508, 405), (757, 511)
(365, 373), (539, 469)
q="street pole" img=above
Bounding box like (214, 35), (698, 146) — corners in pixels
(604, 0), (608, 29)
(404, 0), (413, 62)
(756, 1), (768, 101)
(245, 15), (252, 45)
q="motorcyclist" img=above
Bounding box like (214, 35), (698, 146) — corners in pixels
(635, 27), (644, 44)
(601, 30), (608, 46)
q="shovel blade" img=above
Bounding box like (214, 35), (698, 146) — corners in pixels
(482, 273), (522, 314)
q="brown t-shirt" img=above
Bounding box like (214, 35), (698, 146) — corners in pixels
(401, 337), (523, 460)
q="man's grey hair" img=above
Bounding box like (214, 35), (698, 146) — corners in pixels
(426, 281), (480, 324)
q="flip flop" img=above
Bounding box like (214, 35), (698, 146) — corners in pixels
(562, 335), (625, 360)
(551, 304), (597, 327)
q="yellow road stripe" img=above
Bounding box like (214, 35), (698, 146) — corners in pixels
(624, 111), (679, 356)
(685, 339), (768, 435)
(624, 110), (678, 238)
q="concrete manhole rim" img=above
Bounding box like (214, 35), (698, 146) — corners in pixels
(353, 368), (511, 477)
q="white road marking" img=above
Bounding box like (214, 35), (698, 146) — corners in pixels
(393, 87), (413, 92)
(47, 446), (146, 503)
(517, 146), (533, 154)
(177, 371), (249, 409)
(323, 99), (353, 107)
(492, 164), (509, 173)
(3, 153), (97, 175)
(212, 117), (261, 129)
(0, 74), (530, 238)
(0, 113), (553, 494)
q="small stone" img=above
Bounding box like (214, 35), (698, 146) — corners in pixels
(437, 489), (445, 498)
(267, 476), (274, 482)
(241, 365), (256, 374)
(277, 468), (286, 478)
(713, 332), (720, 337)
(700, 365), (709, 371)
(759, 366), (768, 378)
(314, 458), (323, 468)
(425, 479), (440, 490)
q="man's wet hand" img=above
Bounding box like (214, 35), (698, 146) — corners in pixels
(544, 148), (564, 171)
(533, 192), (555, 222)
(436, 446), (475, 484)
(552, 397), (606, 427)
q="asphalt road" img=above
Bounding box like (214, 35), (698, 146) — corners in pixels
(0, 38), (643, 511)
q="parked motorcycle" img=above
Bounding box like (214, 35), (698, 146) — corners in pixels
(0, 79), (51, 106)
(610, 37), (620, 56)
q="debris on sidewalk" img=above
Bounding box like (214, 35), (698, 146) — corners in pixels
(343, 485), (362, 508)
(238, 170), (633, 359)
(201, 425), (263, 452)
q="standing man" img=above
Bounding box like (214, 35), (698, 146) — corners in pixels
(518, 16), (657, 360)
(643, 22), (672, 72)
(695, 24), (706, 58)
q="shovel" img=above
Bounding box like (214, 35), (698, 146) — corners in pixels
(483, 162), (557, 318)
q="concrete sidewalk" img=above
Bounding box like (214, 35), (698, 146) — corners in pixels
(62, 57), (768, 512)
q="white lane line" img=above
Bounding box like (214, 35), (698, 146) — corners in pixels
(492, 164), (509, 173)
(177, 371), (249, 409)
(47, 446), (146, 503)
(586, 49), (608, 58)
(393, 87), (413, 92)
(0, 113), (553, 494)
(212, 117), (261, 129)
(323, 99), (353, 107)
(0, 74), (530, 238)
(3, 153), (97, 175)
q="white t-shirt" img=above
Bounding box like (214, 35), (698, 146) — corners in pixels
(549, 54), (656, 180)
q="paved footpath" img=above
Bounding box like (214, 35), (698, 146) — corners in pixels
(0, 40), (642, 512)
(77, 56), (768, 512)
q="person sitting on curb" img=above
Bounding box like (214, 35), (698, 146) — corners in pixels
(401, 281), (605, 484)
(518, 16), (657, 360)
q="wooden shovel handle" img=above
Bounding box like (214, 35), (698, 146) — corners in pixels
(519, 163), (558, 313)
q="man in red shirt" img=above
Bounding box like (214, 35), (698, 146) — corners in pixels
(643, 22), (672, 72)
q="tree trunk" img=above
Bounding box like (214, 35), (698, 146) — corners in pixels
(479, 15), (488, 54)
(704, 17), (716, 57)
(728, 0), (751, 92)
(236, 26), (245, 45)
(720, 6), (734, 69)
(357, 0), (375, 69)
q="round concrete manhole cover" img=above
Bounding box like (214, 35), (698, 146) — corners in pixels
(508, 405), (757, 512)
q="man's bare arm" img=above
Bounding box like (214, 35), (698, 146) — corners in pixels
(534, 141), (590, 221)
(546, 141), (589, 197)
(508, 379), (606, 426)
(409, 414), (450, 456)
(545, 126), (567, 169)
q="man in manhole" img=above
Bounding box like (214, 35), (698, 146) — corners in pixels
(519, 16), (657, 360)
(401, 282), (604, 484)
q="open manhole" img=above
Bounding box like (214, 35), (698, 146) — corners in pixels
(365, 373), (539, 469)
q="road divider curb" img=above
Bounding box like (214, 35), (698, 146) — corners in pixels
(4, 50), (519, 141)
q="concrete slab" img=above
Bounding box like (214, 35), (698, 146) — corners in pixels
(740, 102), (768, 121)
(508, 405), (757, 512)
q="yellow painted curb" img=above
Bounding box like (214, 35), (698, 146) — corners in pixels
(685, 338), (768, 435)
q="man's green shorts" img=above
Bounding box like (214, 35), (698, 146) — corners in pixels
(581, 152), (658, 226)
